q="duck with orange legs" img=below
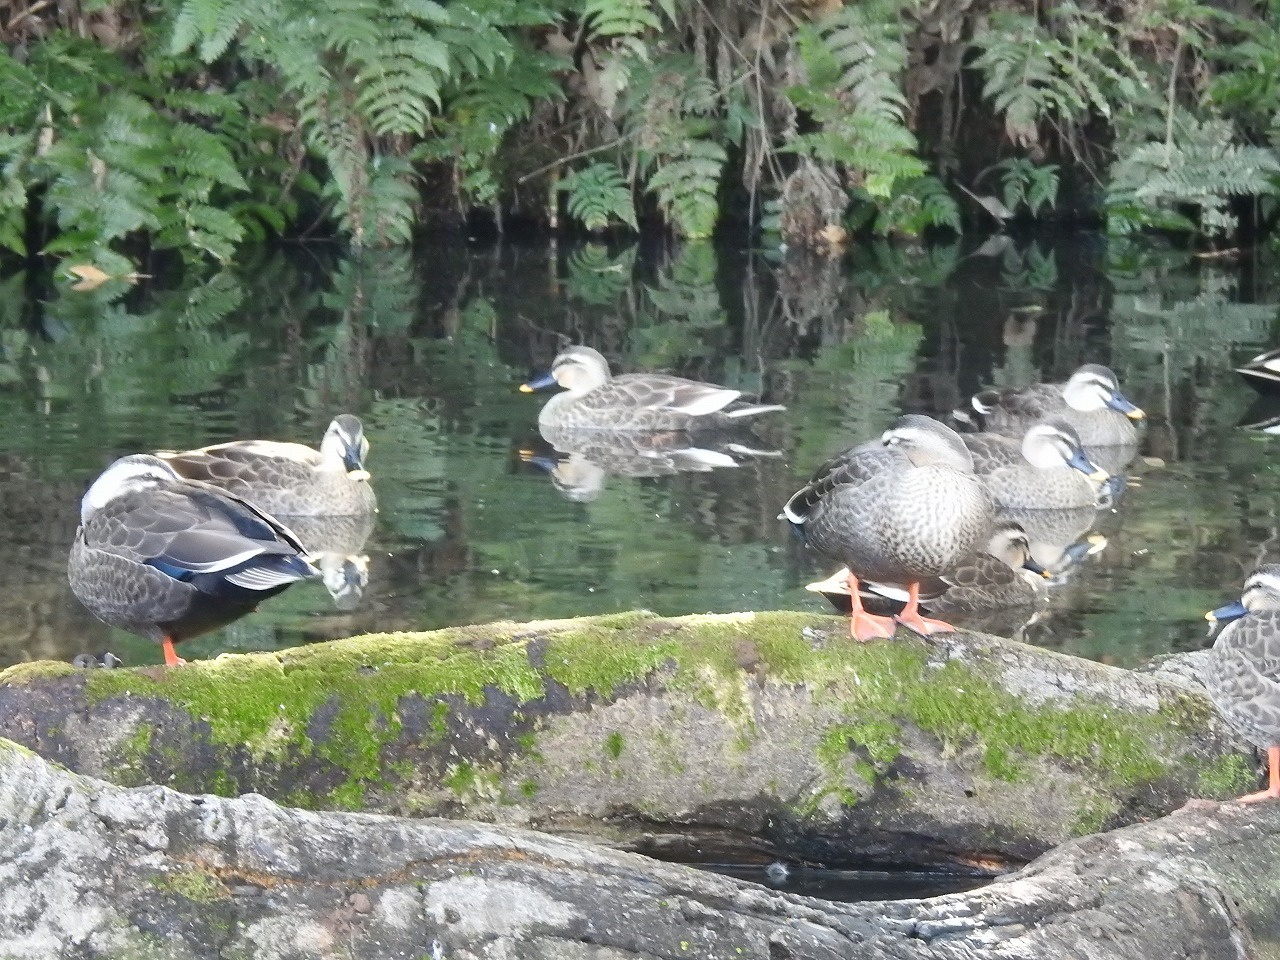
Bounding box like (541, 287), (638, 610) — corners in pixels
(782, 415), (994, 642)
(1205, 566), (1280, 803)
(68, 454), (318, 666)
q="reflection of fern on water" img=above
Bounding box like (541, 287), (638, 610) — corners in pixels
(565, 245), (638, 309)
(784, 311), (924, 468)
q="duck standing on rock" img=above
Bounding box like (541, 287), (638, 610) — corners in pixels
(157, 414), (376, 518)
(68, 454), (318, 666)
(1204, 566), (1280, 802)
(520, 346), (785, 431)
(782, 415), (994, 641)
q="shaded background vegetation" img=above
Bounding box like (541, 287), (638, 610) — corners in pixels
(5, 0), (1280, 271)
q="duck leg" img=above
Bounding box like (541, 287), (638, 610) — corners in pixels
(161, 636), (186, 668)
(1237, 746), (1280, 804)
(894, 583), (957, 637)
(845, 572), (896, 642)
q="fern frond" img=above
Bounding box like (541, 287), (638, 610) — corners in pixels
(646, 139), (726, 238)
(561, 162), (637, 231)
(584, 0), (661, 39)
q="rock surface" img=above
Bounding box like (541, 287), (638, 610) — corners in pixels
(0, 612), (1258, 869)
(1, 738), (1278, 960)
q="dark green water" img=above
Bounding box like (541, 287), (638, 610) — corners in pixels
(3, 236), (1278, 669)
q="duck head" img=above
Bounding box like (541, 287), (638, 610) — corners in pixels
(881, 415), (975, 472)
(1062, 365), (1145, 420)
(1021, 420), (1108, 480)
(520, 346), (612, 396)
(321, 415), (370, 475)
(987, 521), (1052, 577)
(1207, 565), (1280, 624)
(81, 454), (182, 522)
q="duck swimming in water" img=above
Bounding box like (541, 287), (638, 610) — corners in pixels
(157, 414), (376, 518)
(957, 364), (1145, 448)
(520, 346), (785, 431)
(68, 454), (317, 666)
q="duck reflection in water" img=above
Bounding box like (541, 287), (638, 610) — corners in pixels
(278, 512), (375, 610)
(520, 425), (781, 503)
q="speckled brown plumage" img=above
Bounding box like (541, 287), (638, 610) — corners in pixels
(965, 364), (1143, 448)
(785, 416), (994, 592)
(159, 415), (376, 518)
(68, 455), (316, 658)
(524, 346), (784, 432)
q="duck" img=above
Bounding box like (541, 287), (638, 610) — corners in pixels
(68, 454), (318, 666)
(956, 364), (1145, 447)
(961, 420), (1108, 510)
(1236, 348), (1280, 393)
(520, 346), (785, 431)
(805, 521), (1051, 616)
(782, 415), (994, 641)
(157, 414), (376, 517)
(1204, 565), (1280, 802)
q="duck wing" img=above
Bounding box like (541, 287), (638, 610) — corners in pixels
(781, 441), (898, 525)
(591, 373), (742, 416)
(160, 441), (324, 490)
(934, 553), (1035, 611)
(960, 433), (1022, 474)
(976, 383), (1065, 423)
(86, 482), (312, 592)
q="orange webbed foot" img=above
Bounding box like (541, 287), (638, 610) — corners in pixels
(894, 609), (957, 637)
(849, 611), (896, 642)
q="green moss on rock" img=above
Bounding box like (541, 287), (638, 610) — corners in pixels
(150, 868), (226, 903)
(4, 610), (1234, 832)
(0, 661), (78, 685)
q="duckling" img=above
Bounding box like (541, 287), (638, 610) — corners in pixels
(1204, 565), (1280, 802)
(68, 454), (317, 666)
(158, 414), (376, 517)
(805, 521), (1051, 616)
(782, 415), (994, 641)
(958, 364), (1145, 447)
(962, 420), (1108, 510)
(520, 346), (784, 431)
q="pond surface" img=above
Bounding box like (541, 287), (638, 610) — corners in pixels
(2, 235), (1279, 668)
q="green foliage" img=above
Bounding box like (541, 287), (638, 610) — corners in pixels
(1106, 116), (1280, 237)
(786, 6), (924, 203)
(9, 0), (1280, 259)
(561, 163), (637, 231)
(972, 6), (1144, 149)
(999, 159), (1060, 218)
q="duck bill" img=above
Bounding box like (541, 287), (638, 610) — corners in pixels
(1107, 392), (1145, 420)
(1022, 557), (1053, 579)
(1206, 599), (1248, 624)
(1066, 447), (1108, 481)
(519, 372), (558, 393)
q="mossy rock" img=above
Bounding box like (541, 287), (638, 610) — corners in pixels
(0, 611), (1255, 869)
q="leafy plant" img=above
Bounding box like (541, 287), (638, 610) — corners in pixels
(561, 163), (638, 231)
